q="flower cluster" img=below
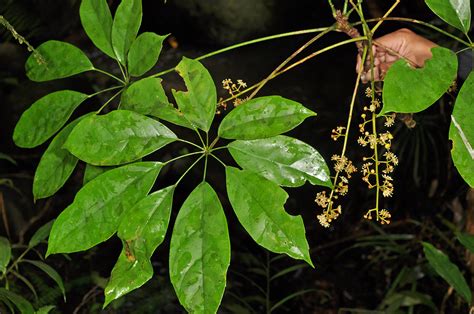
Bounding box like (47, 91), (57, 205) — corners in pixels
(314, 154), (357, 227)
(358, 88), (398, 224)
(331, 126), (346, 141)
(217, 78), (249, 114)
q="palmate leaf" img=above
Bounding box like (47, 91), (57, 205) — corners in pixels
(172, 57), (217, 132)
(228, 135), (331, 188)
(226, 167), (313, 266)
(169, 182), (230, 313)
(104, 186), (174, 306)
(381, 47), (457, 115)
(425, 0), (471, 33)
(25, 41), (94, 82)
(33, 114), (92, 200)
(449, 72), (474, 187)
(47, 162), (161, 255)
(80, 0), (115, 58)
(121, 77), (193, 128)
(64, 110), (177, 166)
(111, 0), (142, 64)
(13, 91), (88, 148)
(423, 242), (472, 304)
(128, 32), (167, 77)
(218, 96), (316, 140)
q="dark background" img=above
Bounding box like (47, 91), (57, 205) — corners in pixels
(0, 0), (472, 313)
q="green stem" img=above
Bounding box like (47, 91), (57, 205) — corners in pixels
(203, 155), (208, 182)
(210, 153), (227, 168)
(248, 26), (334, 100)
(366, 17), (471, 47)
(96, 89), (123, 114)
(0, 247), (31, 281)
(164, 151), (204, 165)
(151, 27), (332, 78)
(218, 36), (367, 107)
(176, 138), (204, 150)
(174, 156), (204, 187)
(92, 68), (126, 84)
(208, 136), (220, 150)
(209, 146), (228, 153)
(88, 86), (123, 98)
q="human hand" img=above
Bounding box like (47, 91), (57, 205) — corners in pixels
(357, 28), (437, 83)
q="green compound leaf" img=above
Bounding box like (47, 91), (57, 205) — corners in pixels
(226, 167), (313, 266)
(425, 0), (471, 33)
(0, 288), (34, 314)
(0, 237), (11, 274)
(111, 0), (142, 64)
(169, 182), (230, 313)
(128, 32), (167, 77)
(104, 186), (174, 307)
(218, 96), (316, 140)
(381, 47), (457, 115)
(228, 135), (331, 188)
(449, 72), (474, 187)
(13, 91), (88, 148)
(172, 57), (217, 132)
(26, 40), (94, 82)
(64, 110), (177, 166)
(457, 233), (474, 253)
(47, 162), (161, 255)
(80, 0), (115, 58)
(121, 77), (192, 128)
(23, 260), (65, 301)
(423, 242), (472, 304)
(33, 114), (92, 200)
(28, 220), (54, 248)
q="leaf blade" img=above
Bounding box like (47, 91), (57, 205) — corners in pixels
(422, 242), (472, 304)
(0, 237), (11, 274)
(25, 41), (94, 82)
(381, 47), (458, 115)
(47, 162), (161, 255)
(104, 186), (174, 306)
(172, 57), (217, 132)
(13, 91), (88, 148)
(128, 32), (167, 77)
(425, 0), (471, 33)
(64, 110), (177, 166)
(226, 167), (313, 266)
(169, 182), (230, 313)
(80, 0), (115, 58)
(449, 72), (474, 187)
(33, 114), (92, 200)
(111, 0), (142, 64)
(218, 96), (316, 140)
(22, 260), (66, 301)
(228, 135), (331, 188)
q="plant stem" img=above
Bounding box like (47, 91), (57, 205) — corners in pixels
(210, 153), (227, 168)
(209, 146), (228, 153)
(265, 251), (271, 314)
(87, 86), (123, 98)
(218, 37), (367, 107)
(0, 247), (31, 281)
(174, 156), (204, 187)
(248, 26), (334, 100)
(96, 89), (123, 114)
(176, 138), (204, 150)
(151, 27), (332, 78)
(163, 151), (204, 165)
(370, 0), (400, 34)
(365, 17), (471, 47)
(92, 68), (126, 84)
